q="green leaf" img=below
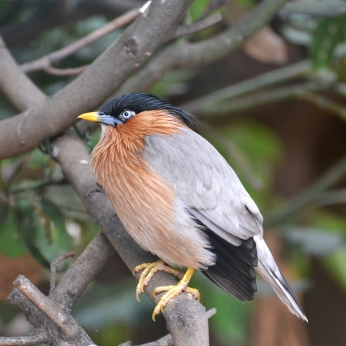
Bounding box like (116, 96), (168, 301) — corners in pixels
(0, 206), (27, 258)
(324, 248), (346, 292)
(235, 0), (256, 9)
(21, 200), (73, 266)
(37, 200), (73, 263)
(189, 0), (210, 22)
(310, 13), (346, 70)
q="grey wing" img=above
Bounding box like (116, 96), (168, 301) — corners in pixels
(143, 127), (263, 246)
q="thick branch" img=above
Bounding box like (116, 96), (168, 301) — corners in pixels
(6, 276), (94, 346)
(4, 232), (115, 345)
(0, 37), (44, 110)
(119, 308), (217, 346)
(0, 0), (194, 160)
(14, 275), (80, 339)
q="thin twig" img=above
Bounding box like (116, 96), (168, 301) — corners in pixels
(317, 189), (346, 206)
(296, 91), (346, 122)
(266, 153), (346, 227)
(20, 4), (148, 74)
(0, 333), (49, 346)
(173, 12), (223, 39)
(43, 65), (89, 76)
(50, 251), (75, 295)
(198, 81), (332, 117)
(181, 60), (311, 114)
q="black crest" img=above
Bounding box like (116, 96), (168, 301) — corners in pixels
(100, 93), (195, 125)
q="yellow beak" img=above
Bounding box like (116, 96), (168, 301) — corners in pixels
(78, 111), (123, 127)
(77, 112), (99, 122)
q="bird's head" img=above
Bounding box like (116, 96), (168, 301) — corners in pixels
(78, 93), (195, 128)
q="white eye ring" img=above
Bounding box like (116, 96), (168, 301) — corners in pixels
(121, 110), (134, 119)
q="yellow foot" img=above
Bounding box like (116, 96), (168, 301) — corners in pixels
(151, 267), (198, 321)
(132, 260), (184, 302)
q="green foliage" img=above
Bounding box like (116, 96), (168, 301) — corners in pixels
(193, 273), (251, 345)
(310, 13), (346, 70)
(324, 249), (346, 292)
(0, 207), (27, 257)
(0, 148), (92, 265)
(234, 0), (256, 9)
(189, 0), (210, 22)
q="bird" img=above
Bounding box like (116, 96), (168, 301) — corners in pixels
(78, 92), (307, 322)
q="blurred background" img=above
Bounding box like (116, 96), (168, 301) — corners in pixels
(1, 0), (346, 345)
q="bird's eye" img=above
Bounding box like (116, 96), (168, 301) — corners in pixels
(122, 110), (132, 118)
(120, 110), (135, 122)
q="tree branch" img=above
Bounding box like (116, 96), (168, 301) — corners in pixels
(180, 60), (311, 114)
(119, 308), (217, 346)
(0, 0), (194, 160)
(117, 0), (289, 96)
(20, 4), (147, 74)
(43, 64), (89, 76)
(265, 152), (346, 227)
(2, 232), (115, 345)
(14, 276), (82, 340)
(50, 251), (75, 295)
(1, 0), (139, 47)
(173, 12), (223, 40)
(0, 37), (44, 110)
(0, 333), (49, 346)
(196, 80), (332, 117)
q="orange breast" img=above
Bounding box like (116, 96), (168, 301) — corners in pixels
(90, 110), (203, 267)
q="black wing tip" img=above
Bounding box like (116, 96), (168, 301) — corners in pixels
(201, 228), (258, 302)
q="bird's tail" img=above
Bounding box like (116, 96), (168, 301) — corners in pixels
(253, 235), (308, 322)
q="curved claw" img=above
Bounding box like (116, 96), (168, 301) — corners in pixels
(133, 264), (198, 321)
(151, 267), (198, 321)
(133, 260), (184, 303)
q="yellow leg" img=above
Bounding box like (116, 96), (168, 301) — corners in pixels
(133, 260), (184, 302)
